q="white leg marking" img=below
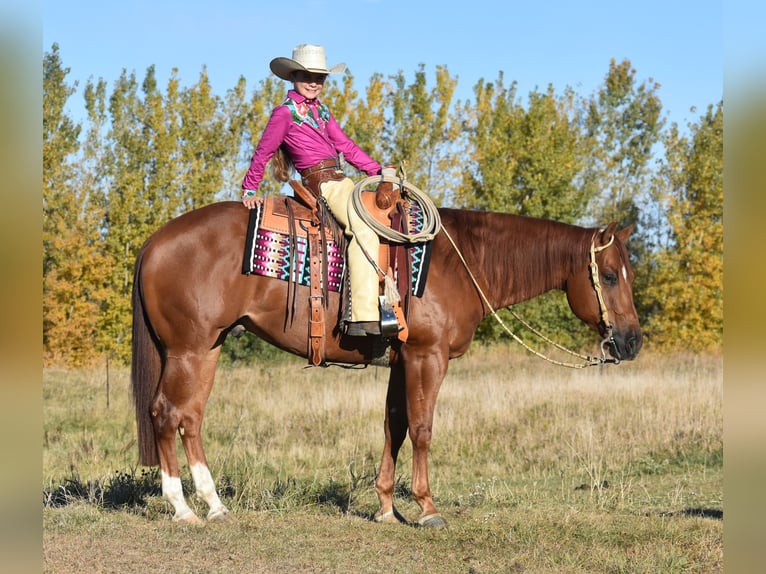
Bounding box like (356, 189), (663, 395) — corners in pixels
(190, 462), (229, 520)
(161, 470), (196, 521)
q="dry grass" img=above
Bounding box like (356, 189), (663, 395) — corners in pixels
(43, 347), (722, 572)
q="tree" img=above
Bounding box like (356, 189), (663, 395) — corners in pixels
(43, 44), (109, 365)
(643, 103), (723, 350)
(380, 65), (460, 204)
(584, 58), (664, 229)
(90, 68), (156, 360)
(457, 74), (601, 349)
(178, 69), (243, 210)
(458, 75), (593, 219)
(238, 76), (287, 198)
(221, 76), (252, 196)
(321, 69), (386, 178)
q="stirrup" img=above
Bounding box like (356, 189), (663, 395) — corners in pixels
(379, 295), (401, 337)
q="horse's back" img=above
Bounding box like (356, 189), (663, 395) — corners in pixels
(147, 201), (247, 244)
(138, 202), (253, 343)
(140, 201), (246, 268)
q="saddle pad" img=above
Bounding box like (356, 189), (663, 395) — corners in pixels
(243, 201), (345, 292)
(242, 199), (432, 297)
(406, 201), (431, 298)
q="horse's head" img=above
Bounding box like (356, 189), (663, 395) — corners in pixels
(566, 222), (643, 361)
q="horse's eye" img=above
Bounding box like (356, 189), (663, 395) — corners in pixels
(603, 272), (618, 286)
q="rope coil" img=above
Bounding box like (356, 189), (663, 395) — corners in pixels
(351, 175), (441, 243)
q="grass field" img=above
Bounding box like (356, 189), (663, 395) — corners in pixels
(43, 347), (722, 573)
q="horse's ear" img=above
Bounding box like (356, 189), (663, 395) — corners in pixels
(616, 223), (636, 243)
(600, 222), (618, 246)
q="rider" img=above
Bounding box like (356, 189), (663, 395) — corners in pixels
(241, 44), (388, 337)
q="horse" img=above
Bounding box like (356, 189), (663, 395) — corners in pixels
(131, 200), (642, 527)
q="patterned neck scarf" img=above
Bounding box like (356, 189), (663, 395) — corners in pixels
(282, 96), (331, 130)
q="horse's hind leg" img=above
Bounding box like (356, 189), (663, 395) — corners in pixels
(153, 349), (229, 523)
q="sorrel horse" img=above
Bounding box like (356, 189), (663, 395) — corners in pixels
(131, 200), (642, 526)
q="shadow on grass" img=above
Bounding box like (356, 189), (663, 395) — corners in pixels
(43, 467), (415, 522)
(659, 507), (723, 520)
(43, 468), (162, 509)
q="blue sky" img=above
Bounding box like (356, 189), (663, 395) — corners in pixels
(43, 0), (727, 129)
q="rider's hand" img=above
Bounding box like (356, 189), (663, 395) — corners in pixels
(242, 191), (263, 210)
(381, 166), (397, 179)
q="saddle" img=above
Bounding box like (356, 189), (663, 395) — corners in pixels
(244, 177), (415, 367)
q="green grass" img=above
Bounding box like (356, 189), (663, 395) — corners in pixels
(43, 347), (722, 573)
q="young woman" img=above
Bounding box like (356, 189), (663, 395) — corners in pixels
(241, 44), (386, 336)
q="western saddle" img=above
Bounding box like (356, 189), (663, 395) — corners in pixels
(286, 160), (409, 366)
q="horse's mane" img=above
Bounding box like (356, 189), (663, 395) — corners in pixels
(441, 209), (594, 303)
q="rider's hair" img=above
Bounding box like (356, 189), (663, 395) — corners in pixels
(271, 145), (293, 182)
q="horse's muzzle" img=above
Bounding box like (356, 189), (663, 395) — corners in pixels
(608, 329), (643, 361)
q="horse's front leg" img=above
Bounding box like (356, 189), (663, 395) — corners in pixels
(405, 348), (449, 528)
(374, 363), (408, 524)
(405, 349), (448, 528)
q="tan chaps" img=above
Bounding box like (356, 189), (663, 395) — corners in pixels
(320, 177), (380, 322)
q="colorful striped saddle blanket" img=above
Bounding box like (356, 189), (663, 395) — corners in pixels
(242, 196), (431, 297)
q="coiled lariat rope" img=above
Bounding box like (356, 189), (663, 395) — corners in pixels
(440, 227), (618, 368)
(350, 170), (440, 305)
(351, 175), (441, 243)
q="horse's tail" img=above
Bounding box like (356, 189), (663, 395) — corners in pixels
(130, 245), (161, 467)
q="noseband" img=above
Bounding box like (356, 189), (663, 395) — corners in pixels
(589, 232), (619, 364)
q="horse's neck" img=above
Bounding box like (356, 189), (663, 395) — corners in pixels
(468, 213), (586, 310)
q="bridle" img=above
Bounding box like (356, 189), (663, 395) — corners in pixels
(441, 227), (621, 368)
(589, 232), (619, 364)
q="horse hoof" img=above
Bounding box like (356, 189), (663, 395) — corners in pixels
(173, 512), (204, 526)
(417, 513), (448, 529)
(373, 510), (399, 524)
(207, 508), (232, 522)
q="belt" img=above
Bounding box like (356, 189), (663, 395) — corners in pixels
(300, 158), (340, 178)
(300, 158), (346, 197)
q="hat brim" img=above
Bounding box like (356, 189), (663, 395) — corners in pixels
(269, 57), (346, 81)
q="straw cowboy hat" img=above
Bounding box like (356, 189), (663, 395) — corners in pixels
(270, 44), (346, 81)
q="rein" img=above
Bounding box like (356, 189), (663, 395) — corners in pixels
(440, 227), (620, 368)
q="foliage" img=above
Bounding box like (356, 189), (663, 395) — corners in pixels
(41, 45), (722, 366)
(238, 75), (285, 198)
(43, 45), (110, 365)
(584, 59), (665, 230)
(219, 331), (304, 366)
(460, 75), (593, 221)
(474, 292), (600, 355)
(381, 65), (462, 205)
(642, 103), (723, 351)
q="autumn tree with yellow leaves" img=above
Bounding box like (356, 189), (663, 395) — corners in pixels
(642, 103), (723, 351)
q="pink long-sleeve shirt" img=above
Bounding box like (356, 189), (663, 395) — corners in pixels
(241, 90), (381, 194)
